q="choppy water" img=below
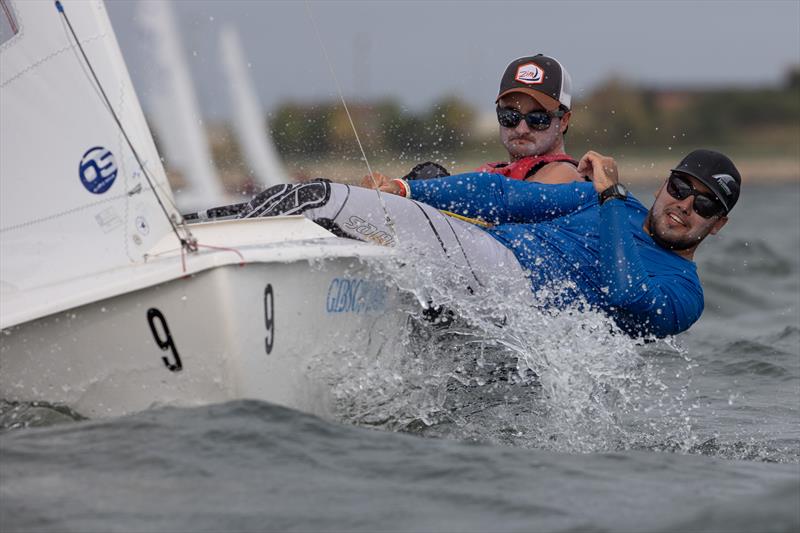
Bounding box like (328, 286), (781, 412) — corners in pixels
(2, 184), (799, 532)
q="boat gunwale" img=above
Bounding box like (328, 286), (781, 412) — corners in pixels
(1, 216), (396, 329)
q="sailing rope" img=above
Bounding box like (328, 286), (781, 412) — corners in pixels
(54, 0), (197, 253)
(302, 1), (399, 244)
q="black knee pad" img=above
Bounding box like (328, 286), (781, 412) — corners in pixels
(241, 181), (331, 218)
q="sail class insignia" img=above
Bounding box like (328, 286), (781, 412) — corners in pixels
(79, 146), (117, 194)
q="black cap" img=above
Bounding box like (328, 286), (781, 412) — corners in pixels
(497, 54), (572, 111)
(671, 149), (741, 214)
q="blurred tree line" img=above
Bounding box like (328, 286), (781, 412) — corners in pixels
(567, 66), (800, 156)
(198, 66), (798, 186)
(268, 96), (477, 164)
(264, 66), (798, 162)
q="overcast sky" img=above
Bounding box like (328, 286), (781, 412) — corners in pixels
(107, 1), (800, 120)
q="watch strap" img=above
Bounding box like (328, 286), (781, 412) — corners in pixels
(599, 184), (627, 205)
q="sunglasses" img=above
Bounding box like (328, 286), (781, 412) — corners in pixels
(666, 174), (725, 218)
(496, 106), (565, 131)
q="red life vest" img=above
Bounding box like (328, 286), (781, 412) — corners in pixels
(475, 153), (578, 181)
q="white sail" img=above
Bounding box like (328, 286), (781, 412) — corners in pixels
(0, 0), (178, 297)
(219, 25), (288, 189)
(135, 0), (225, 211)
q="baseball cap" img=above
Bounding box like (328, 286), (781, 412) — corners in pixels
(496, 54), (573, 111)
(671, 149), (741, 213)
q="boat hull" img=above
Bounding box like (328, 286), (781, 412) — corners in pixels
(0, 257), (409, 418)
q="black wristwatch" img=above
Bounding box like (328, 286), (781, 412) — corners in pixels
(598, 183), (628, 205)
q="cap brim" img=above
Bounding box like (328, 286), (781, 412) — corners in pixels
(670, 167), (731, 213)
(496, 88), (561, 111)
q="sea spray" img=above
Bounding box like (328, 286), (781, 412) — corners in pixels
(309, 238), (703, 453)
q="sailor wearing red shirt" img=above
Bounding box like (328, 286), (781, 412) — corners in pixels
(363, 54), (580, 188)
(476, 53), (579, 184)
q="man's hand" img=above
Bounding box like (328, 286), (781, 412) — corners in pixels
(577, 151), (620, 193)
(360, 171), (408, 196)
(360, 171), (393, 189)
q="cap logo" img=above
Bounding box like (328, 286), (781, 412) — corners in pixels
(712, 174), (736, 196)
(515, 63), (544, 85)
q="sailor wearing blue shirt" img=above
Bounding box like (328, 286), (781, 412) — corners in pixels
(400, 149), (740, 337)
(194, 149), (740, 338)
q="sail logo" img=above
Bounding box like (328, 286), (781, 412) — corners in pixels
(79, 146), (118, 194)
(515, 63), (544, 85)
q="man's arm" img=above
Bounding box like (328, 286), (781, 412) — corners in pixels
(404, 172), (593, 224)
(527, 161), (581, 184)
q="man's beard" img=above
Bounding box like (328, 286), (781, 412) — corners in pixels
(646, 211), (703, 252)
(504, 129), (558, 160)
(507, 136), (542, 159)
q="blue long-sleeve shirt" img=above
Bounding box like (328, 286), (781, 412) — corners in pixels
(408, 173), (703, 338)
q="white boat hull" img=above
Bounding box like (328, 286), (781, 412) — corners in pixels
(1, 252), (410, 418)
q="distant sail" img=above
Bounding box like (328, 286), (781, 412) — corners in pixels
(219, 25), (288, 188)
(136, 0), (225, 211)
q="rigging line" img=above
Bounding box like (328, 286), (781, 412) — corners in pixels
(54, 0), (197, 252)
(302, 1), (398, 242)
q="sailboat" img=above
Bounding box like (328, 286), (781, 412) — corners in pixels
(0, 0), (411, 418)
(136, 0), (227, 212)
(219, 24), (289, 189)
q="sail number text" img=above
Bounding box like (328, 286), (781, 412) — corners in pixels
(264, 284), (274, 355)
(147, 308), (183, 372)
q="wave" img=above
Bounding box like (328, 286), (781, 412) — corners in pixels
(705, 339), (796, 377)
(0, 399), (86, 431)
(700, 238), (796, 278)
(1, 400), (798, 533)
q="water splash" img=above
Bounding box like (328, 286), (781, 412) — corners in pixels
(309, 240), (701, 454)
(0, 400), (86, 431)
